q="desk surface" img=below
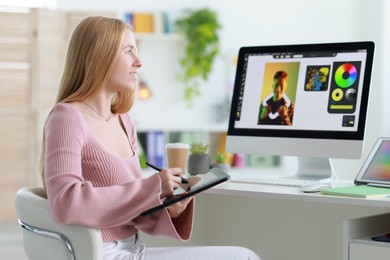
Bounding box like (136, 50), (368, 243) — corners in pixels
(142, 168), (390, 208)
(205, 169), (390, 208)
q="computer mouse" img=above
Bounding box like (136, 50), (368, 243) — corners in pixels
(300, 182), (332, 193)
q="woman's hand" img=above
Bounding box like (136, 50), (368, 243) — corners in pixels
(167, 196), (193, 218)
(158, 168), (183, 198)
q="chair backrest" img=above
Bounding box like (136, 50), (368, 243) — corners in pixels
(15, 187), (103, 260)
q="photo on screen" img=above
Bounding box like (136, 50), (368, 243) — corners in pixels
(258, 62), (300, 126)
(304, 65), (330, 91)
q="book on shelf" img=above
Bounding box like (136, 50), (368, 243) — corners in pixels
(133, 13), (154, 33)
(320, 185), (390, 198)
(163, 11), (172, 33)
(153, 11), (164, 34)
(146, 131), (165, 167)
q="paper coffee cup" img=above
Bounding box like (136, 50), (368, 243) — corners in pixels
(165, 143), (189, 173)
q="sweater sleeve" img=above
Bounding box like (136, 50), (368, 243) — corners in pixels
(44, 105), (164, 229)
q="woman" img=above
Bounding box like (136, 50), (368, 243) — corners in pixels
(41, 15), (260, 260)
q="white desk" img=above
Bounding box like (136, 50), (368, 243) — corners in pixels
(141, 169), (390, 259)
(202, 170), (390, 260)
(208, 170), (390, 208)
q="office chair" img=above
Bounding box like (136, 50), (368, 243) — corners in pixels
(15, 187), (103, 260)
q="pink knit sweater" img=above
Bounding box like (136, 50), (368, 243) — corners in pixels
(44, 103), (194, 242)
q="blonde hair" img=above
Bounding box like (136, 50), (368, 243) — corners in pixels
(40, 16), (135, 188)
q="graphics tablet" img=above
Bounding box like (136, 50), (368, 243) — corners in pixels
(354, 137), (390, 188)
(141, 167), (230, 216)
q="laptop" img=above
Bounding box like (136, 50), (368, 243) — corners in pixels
(354, 137), (390, 188)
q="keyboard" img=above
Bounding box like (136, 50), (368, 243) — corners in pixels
(231, 177), (317, 187)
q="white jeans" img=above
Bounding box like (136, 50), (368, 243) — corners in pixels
(103, 234), (260, 260)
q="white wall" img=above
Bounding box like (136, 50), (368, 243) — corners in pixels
(55, 0), (387, 180)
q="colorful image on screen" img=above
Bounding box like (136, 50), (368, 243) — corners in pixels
(258, 62), (299, 126)
(304, 65), (330, 91)
(364, 141), (390, 180)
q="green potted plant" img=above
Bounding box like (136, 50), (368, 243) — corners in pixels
(187, 142), (210, 175)
(175, 8), (221, 106)
(212, 150), (230, 173)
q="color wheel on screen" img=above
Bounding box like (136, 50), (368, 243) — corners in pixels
(327, 61), (361, 114)
(334, 63), (357, 88)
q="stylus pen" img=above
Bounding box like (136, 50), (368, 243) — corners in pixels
(146, 162), (189, 184)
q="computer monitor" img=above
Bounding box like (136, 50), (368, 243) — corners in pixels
(226, 41), (375, 180)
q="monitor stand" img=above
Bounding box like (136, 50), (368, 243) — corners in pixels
(294, 157), (338, 182)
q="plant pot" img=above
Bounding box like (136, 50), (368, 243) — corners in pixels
(187, 154), (211, 175)
(211, 163), (230, 173)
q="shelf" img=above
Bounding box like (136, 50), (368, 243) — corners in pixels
(350, 237), (390, 260)
(343, 213), (390, 260)
(351, 235), (390, 247)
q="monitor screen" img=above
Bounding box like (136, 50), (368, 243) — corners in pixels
(226, 41), (375, 179)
